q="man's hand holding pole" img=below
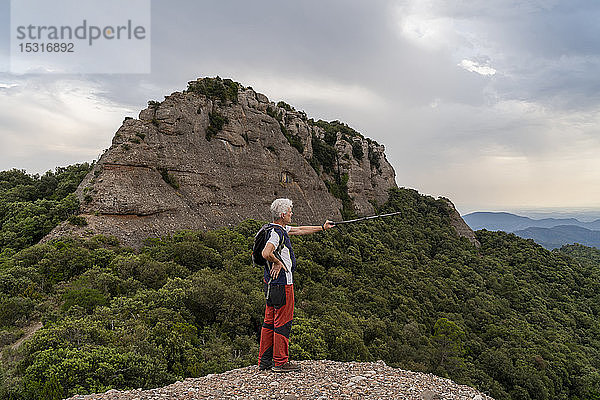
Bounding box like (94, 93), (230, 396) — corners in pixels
(323, 220), (335, 231)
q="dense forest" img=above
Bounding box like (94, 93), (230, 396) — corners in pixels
(1, 166), (600, 400)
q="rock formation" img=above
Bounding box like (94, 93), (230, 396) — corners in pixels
(45, 77), (398, 247)
(440, 198), (481, 247)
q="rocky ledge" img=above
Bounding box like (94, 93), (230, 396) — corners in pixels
(65, 360), (493, 400)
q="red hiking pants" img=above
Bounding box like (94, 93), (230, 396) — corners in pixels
(258, 284), (294, 368)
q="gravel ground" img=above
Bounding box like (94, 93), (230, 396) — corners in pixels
(65, 360), (494, 400)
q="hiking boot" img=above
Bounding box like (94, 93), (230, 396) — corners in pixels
(258, 363), (272, 371)
(272, 361), (300, 373)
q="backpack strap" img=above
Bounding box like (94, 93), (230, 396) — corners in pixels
(251, 224), (286, 269)
(268, 224), (286, 262)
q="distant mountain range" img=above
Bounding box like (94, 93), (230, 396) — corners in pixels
(462, 212), (600, 249)
(514, 225), (600, 249)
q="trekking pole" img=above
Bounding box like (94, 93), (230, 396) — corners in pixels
(332, 211), (402, 226)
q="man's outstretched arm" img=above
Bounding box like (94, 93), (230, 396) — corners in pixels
(288, 220), (335, 236)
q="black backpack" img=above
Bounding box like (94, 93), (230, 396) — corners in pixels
(252, 224), (285, 267)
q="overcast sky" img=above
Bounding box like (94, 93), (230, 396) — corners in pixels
(1, 0), (600, 216)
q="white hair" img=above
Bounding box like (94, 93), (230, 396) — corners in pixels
(270, 198), (293, 220)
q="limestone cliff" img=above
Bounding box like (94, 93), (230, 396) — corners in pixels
(440, 197), (481, 247)
(45, 77), (398, 247)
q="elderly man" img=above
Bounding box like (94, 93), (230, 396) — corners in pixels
(257, 198), (334, 372)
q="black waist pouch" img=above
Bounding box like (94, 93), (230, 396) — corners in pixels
(264, 282), (286, 309)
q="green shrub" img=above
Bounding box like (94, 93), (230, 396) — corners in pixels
(311, 120), (363, 145)
(0, 296), (35, 326)
(67, 215), (87, 227)
(266, 106), (281, 121)
(311, 134), (337, 174)
(20, 347), (172, 400)
(206, 112), (229, 141)
(277, 101), (293, 112)
(0, 327), (24, 346)
(325, 174), (355, 219)
(284, 132), (304, 154)
(368, 147), (381, 170)
(187, 77), (239, 104)
(352, 141), (364, 160)
(309, 157), (321, 174)
(62, 288), (108, 313)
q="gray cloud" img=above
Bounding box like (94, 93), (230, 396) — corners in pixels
(427, 0), (600, 109)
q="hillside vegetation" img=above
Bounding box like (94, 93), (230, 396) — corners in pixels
(1, 176), (600, 399)
(0, 164), (92, 253)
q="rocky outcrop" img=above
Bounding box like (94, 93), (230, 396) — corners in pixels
(440, 198), (481, 247)
(44, 78), (398, 247)
(65, 360), (494, 400)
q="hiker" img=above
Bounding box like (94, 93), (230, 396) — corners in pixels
(257, 198), (334, 372)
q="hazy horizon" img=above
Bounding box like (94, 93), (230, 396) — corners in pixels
(460, 207), (600, 223)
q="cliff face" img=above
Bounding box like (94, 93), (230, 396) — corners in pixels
(440, 198), (481, 247)
(45, 78), (398, 247)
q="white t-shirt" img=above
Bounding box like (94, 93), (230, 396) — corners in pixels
(266, 223), (294, 284)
